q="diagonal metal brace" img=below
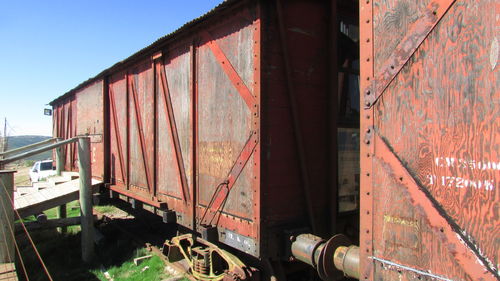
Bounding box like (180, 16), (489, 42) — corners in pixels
(157, 62), (190, 202)
(200, 132), (258, 227)
(374, 134), (498, 280)
(364, 0), (456, 108)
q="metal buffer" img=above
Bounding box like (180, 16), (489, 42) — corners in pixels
(290, 233), (359, 280)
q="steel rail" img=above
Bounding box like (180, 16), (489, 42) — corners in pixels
(0, 137), (78, 165)
(0, 138), (56, 158)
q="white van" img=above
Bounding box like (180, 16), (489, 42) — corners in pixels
(29, 160), (56, 183)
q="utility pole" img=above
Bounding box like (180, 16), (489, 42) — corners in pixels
(0, 118), (6, 170)
(3, 118), (7, 153)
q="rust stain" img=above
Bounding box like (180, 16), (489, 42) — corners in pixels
(199, 141), (236, 179)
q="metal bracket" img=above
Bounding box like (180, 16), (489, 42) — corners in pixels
(162, 210), (176, 224)
(131, 198), (143, 210)
(151, 51), (163, 61)
(200, 225), (218, 242)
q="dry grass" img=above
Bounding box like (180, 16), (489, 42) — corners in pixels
(3, 164), (31, 186)
(14, 166), (31, 186)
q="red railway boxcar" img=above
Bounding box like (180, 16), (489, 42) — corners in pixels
(50, 0), (360, 274)
(50, 0), (499, 280)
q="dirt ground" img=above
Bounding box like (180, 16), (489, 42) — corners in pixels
(15, 200), (182, 281)
(13, 166), (31, 186)
(3, 163), (31, 187)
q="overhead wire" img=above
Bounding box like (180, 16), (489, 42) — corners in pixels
(5, 120), (16, 136)
(0, 177), (53, 281)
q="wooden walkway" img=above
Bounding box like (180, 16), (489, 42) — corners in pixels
(0, 263), (17, 281)
(14, 178), (102, 218)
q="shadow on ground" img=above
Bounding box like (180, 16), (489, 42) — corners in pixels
(15, 201), (178, 281)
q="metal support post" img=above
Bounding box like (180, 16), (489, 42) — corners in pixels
(0, 170), (15, 263)
(77, 137), (94, 263)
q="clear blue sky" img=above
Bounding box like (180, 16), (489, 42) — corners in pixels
(0, 0), (221, 136)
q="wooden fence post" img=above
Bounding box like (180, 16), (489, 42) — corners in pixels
(55, 138), (64, 176)
(77, 137), (94, 263)
(0, 170), (15, 263)
(56, 138), (66, 234)
(58, 204), (67, 234)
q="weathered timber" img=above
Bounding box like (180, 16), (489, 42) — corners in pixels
(0, 171), (15, 264)
(77, 137), (94, 263)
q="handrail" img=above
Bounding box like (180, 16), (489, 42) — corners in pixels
(0, 137), (78, 166)
(0, 138), (57, 158)
(0, 136), (95, 262)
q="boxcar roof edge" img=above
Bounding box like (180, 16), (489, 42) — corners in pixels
(49, 0), (244, 106)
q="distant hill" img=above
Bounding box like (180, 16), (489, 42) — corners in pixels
(3, 135), (52, 162)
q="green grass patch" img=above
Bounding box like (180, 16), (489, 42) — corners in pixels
(15, 201), (183, 281)
(20, 201), (120, 223)
(92, 248), (169, 281)
(95, 205), (118, 214)
(51, 200), (81, 218)
(17, 201), (83, 233)
(17, 200), (81, 221)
